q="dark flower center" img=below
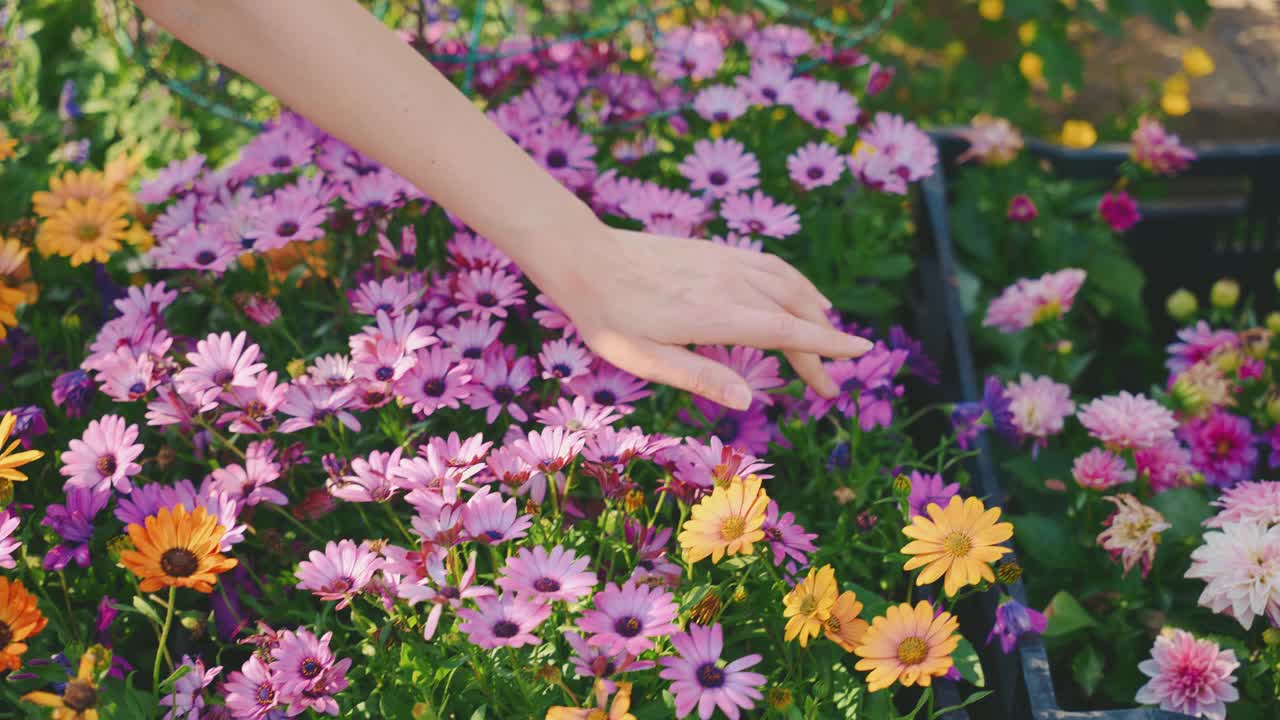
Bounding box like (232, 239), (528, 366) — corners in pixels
(637, 560), (654, 571)
(493, 385), (515, 403)
(195, 250), (218, 266)
(240, 236), (257, 250)
(129, 382), (146, 396)
(423, 378), (446, 397)
(492, 620), (520, 638)
(712, 415), (740, 443)
(532, 577), (562, 593)
(552, 362), (572, 378)
(484, 529), (505, 542)
(62, 681), (98, 712)
(397, 253), (416, 268)
(746, 219), (765, 233)
(271, 155), (292, 169)
(762, 87), (778, 101)
(212, 369), (235, 386)
(593, 389), (617, 406)
(696, 662), (726, 688)
(96, 455), (117, 477)
(438, 586), (461, 600)
(764, 527), (783, 541)
(376, 302), (394, 314)
(362, 390), (386, 405)
(477, 292), (498, 307)
(299, 657), (322, 679)
(160, 548), (199, 578)
(325, 576), (355, 594)
(807, 166), (825, 180)
(0, 621), (11, 648)
(255, 682), (275, 705)
(375, 366), (394, 381)
(840, 376), (865, 393)
(613, 616), (642, 637)
(245, 400), (267, 417)
(708, 170), (728, 186)
(713, 111), (730, 122)
(463, 346), (484, 360)
(815, 109), (832, 123)
(601, 660), (617, 676)
(276, 221), (300, 237)
(546, 149), (569, 169)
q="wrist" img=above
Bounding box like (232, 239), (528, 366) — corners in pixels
(500, 203), (613, 310)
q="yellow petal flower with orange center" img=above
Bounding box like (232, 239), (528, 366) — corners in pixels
(823, 590), (869, 652)
(854, 601), (960, 691)
(783, 564), (838, 646)
(678, 475), (768, 564)
(31, 169), (116, 218)
(0, 412), (45, 483)
(120, 505), (238, 593)
(901, 495), (1013, 597)
(546, 680), (636, 720)
(23, 649), (100, 719)
(36, 198), (130, 267)
(0, 577), (48, 671)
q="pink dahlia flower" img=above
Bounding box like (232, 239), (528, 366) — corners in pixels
(1135, 629), (1237, 720)
(1076, 392), (1177, 451)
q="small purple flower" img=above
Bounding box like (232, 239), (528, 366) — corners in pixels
(888, 326), (940, 385)
(825, 442), (851, 471)
(52, 369), (95, 418)
(952, 376), (1016, 449)
(58, 79), (82, 121)
(907, 472), (960, 519)
(986, 599), (1047, 654)
(42, 486), (110, 570)
(1099, 191), (1141, 233)
(1, 405), (47, 448)
(762, 501), (817, 568)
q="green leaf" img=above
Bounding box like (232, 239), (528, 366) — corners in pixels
(131, 595), (163, 626)
(467, 706), (488, 720)
(1009, 513), (1082, 570)
(951, 637), (985, 687)
(1072, 644), (1104, 696)
(1148, 487), (1212, 542)
(158, 664), (192, 694)
(859, 254), (914, 280)
(1043, 591), (1096, 638)
(843, 580), (891, 619)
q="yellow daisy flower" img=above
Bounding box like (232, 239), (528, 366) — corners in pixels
(23, 649), (100, 719)
(1060, 119), (1097, 149)
(901, 495), (1013, 597)
(0, 412), (45, 482)
(854, 601), (960, 691)
(783, 564), (838, 646)
(31, 169), (117, 219)
(0, 237), (38, 339)
(0, 131), (16, 162)
(546, 681), (635, 720)
(823, 590), (869, 652)
(36, 198), (130, 267)
(678, 475), (769, 564)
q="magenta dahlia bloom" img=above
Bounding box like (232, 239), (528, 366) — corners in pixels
(223, 655), (279, 720)
(786, 141), (845, 190)
(397, 347), (472, 417)
(578, 581), (680, 656)
(983, 268), (1087, 333)
(60, 414), (144, 493)
(457, 594), (552, 649)
(906, 471), (960, 519)
(653, 27), (724, 81)
(538, 338), (592, 382)
(678, 138), (760, 199)
(1135, 630), (1238, 720)
(296, 539), (384, 609)
(1004, 374), (1075, 451)
(721, 190), (800, 239)
(497, 545), (597, 603)
(175, 331), (267, 410)
(692, 85), (749, 124)
(463, 487), (532, 544)
(467, 349), (535, 423)
(1099, 191), (1141, 233)
(1077, 392), (1178, 451)
(270, 628), (352, 715)
(789, 79), (859, 137)
(1007, 194), (1037, 223)
(1206, 479), (1280, 528)
(848, 113), (937, 194)
(1182, 410), (1257, 488)
(1135, 439), (1195, 492)
(1166, 321), (1238, 374)
(761, 501), (817, 567)
(658, 622), (766, 720)
(1131, 116), (1195, 177)
(1072, 448), (1136, 490)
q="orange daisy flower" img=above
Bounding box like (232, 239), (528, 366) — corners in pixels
(120, 505), (238, 593)
(901, 495), (1013, 597)
(854, 601), (960, 692)
(31, 169), (119, 218)
(823, 590), (869, 652)
(0, 577), (49, 671)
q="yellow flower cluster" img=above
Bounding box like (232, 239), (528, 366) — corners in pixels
(782, 564), (869, 652)
(32, 151), (149, 267)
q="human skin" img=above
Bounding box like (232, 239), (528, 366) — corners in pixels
(131, 0), (873, 410)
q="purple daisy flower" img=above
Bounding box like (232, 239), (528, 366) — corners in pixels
(41, 486), (110, 571)
(497, 545), (597, 603)
(678, 138), (760, 199)
(658, 622), (766, 720)
(786, 141), (845, 190)
(296, 539), (384, 609)
(270, 628), (352, 716)
(762, 501), (817, 567)
(721, 190), (801, 239)
(906, 471), (960, 519)
(987, 599), (1047, 654)
(463, 487), (532, 544)
(457, 594), (552, 649)
(577, 581), (680, 656)
(60, 414), (145, 494)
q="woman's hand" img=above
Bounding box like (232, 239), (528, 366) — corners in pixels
(528, 224), (873, 411)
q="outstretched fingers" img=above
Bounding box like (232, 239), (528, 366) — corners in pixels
(598, 335), (754, 411)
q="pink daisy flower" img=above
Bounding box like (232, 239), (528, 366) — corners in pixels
(254, 184), (330, 251)
(582, 426), (652, 468)
(1135, 629), (1237, 720)
(497, 545), (597, 603)
(697, 346), (784, 406)
(60, 414), (144, 493)
(789, 79), (859, 137)
(150, 225), (240, 274)
(438, 317), (504, 362)
(374, 226), (418, 271)
(567, 362), (651, 409)
(534, 396), (626, 432)
(1206, 480), (1280, 529)
(232, 126), (314, 179)
(397, 347), (472, 416)
(467, 348), (536, 423)
(159, 655), (221, 720)
(669, 437), (772, 493)
(455, 267), (526, 319)
(1071, 448), (1136, 490)
(208, 444), (287, 506)
(113, 281), (178, 322)
(219, 370), (288, 435)
(0, 513), (20, 569)
(538, 338), (592, 382)
(1187, 520), (1280, 629)
(683, 398), (772, 455)
(578, 581), (680, 656)
(484, 447), (533, 492)
(848, 113), (937, 194)
(983, 268), (1088, 332)
(746, 25), (813, 63)
(692, 85), (749, 124)
(270, 628), (352, 716)
(296, 539), (384, 609)
(786, 141), (845, 190)
(653, 28), (724, 81)
(1099, 191), (1142, 233)
(761, 501), (817, 568)
(347, 275), (423, 318)
(457, 594), (552, 649)
(1004, 374), (1075, 451)
(678, 138), (760, 199)
(424, 431), (493, 471)
(396, 550), (494, 639)
(511, 426), (586, 503)
(223, 656), (279, 720)
(533, 293), (577, 337)
(734, 61), (795, 106)
(563, 631), (654, 694)
(446, 232), (513, 273)
(463, 486), (532, 544)
(341, 168), (407, 231)
(804, 346), (908, 429)
(1077, 392), (1178, 451)
(149, 194), (197, 240)
(92, 347), (160, 403)
(277, 379), (362, 433)
(906, 471), (960, 520)
(721, 190), (800, 239)
(620, 183), (712, 235)
(175, 331), (267, 410)
(1097, 494), (1170, 577)
(658, 622), (766, 720)
(349, 310), (437, 366)
(531, 121), (597, 187)
(711, 232), (763, 252)
(137, 154), (206, 204)
(330, 448), (402, 503)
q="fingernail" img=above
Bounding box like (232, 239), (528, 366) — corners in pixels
(725, 384), (753, 411)
(820, 295), (834, 309)
(850, 336), (874, 356)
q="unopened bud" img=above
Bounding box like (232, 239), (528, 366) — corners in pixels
(1056, 340), (1073, 356)
(523, 499), (540, 516)
(996, 560), (1023, 585)
(624, 488), (645, 514)
(1166, 288), (1197, 320)
(1267, 313), (1280, 334)
(534, 665), (562, 683)
(767, 687), (794, 710)
(61, 314), (81, 332)
(892, 473), (912, 498)
(690, 593), (723, 625)
(1263, 628), (1280, 646)
(286, 358), (307, 379)
(107, 535), (134, 562)
(0, 478), (12, 508)
(1210, 278), (1239, 309)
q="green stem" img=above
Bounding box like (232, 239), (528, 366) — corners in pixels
(153, 585), (177, 696)
(382, 502), (414, 543)
(267, 503), (323, 542)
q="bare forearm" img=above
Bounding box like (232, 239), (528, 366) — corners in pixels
(132, 0), (599, 285)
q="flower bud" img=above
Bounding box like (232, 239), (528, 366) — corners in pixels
(286, 358), (307, 378)
(1210, 278), (1239, 309)
(1056, 340), (1074, 356)
(690, 592), (723, 625)
(1267, 393), (1280, 424)
(624, 488), (645, 514)
(1263, 628), (1280, 647)
(107, 535), (134, 563)
(833, 487), (855, 505)
(767, 687), (794, 710)
(1166, 288), (1198, 321)
(61, 314), (81, 332)
(996, 559), (1023, 585)
(892, 473), (913, 498)
(0, 478), (11, 508)
(534, 665), (562, 684)
(1170, 375), (1207, 415)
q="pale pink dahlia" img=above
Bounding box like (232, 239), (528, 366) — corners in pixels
(1097, 494), (1170, 577)
(1003, 374), (1074, 450)
(1071, 448), (1135, 490)
(1204, 480), (1280, 529)
(1135, 629), (1238, 720)
(1076, 392), (1177, 451)
(1186, 520), (1280, 629)
(983, 268), (1086, 333)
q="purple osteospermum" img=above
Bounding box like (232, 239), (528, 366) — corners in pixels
(578, 581), (680, 656)
(761, 501), (817, 567)
(270, 628), (352, 716)
(137, 154), (206, 204)
(619, 183), (712, 236)
(159, 655), (221, 720)
(42, 486), (109, 570)
(1072, 448), (1136, 490)
(223, 656), (279, 720)
(463, 487), (532, 544)
(658, 622), (766, 720)
(567, 362), (650, 410)
(887, 326), (940, 385)
(348, 275), (422, 318)
(534, 397), (625, 433)
(653, 27), (724, 81)
(786, 141), (845, 190)
(511, 426), (587, 503)
(692, 85), (749, 124)
(175, 331), (268, 410)
(60, 414), (145, 493)
(397, 347), (472, 417)
(849, 113), (937, 194)
(296, 539), (384, 609)
(531, 121), (597, 187)
(1099, 191), (1141, 233)
(697, 346), (784, 406)
(457, 594), (552, 649)
(467, 348), (535, 423)
(455, 267), (526, 320)
(233, 125), (314, 179)
(254, 183), (330, 251)
(734, 60), (795, 106)
(721, 190), (801, 239)
(683, 397), (771, 455)
(329, 448), (401, 503)
(678, 138), (760, 199)
(497, 545), (597, 603)
(396, 550), (495, 640)
(906, 471), (960, 519)
(52, 369), (95, 417)
(563, 631), (654, 694)
(538, 338), (591, 382)
(804, 346), (908, 429)
(1182, 410), (1257, 489)
(986, 599), (1047, 654)
(277, 379), (362, 434)
(790, 79), (859, 137)
(438, 317), (504, 362)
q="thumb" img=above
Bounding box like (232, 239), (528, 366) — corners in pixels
(604, 338), (754, 411)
